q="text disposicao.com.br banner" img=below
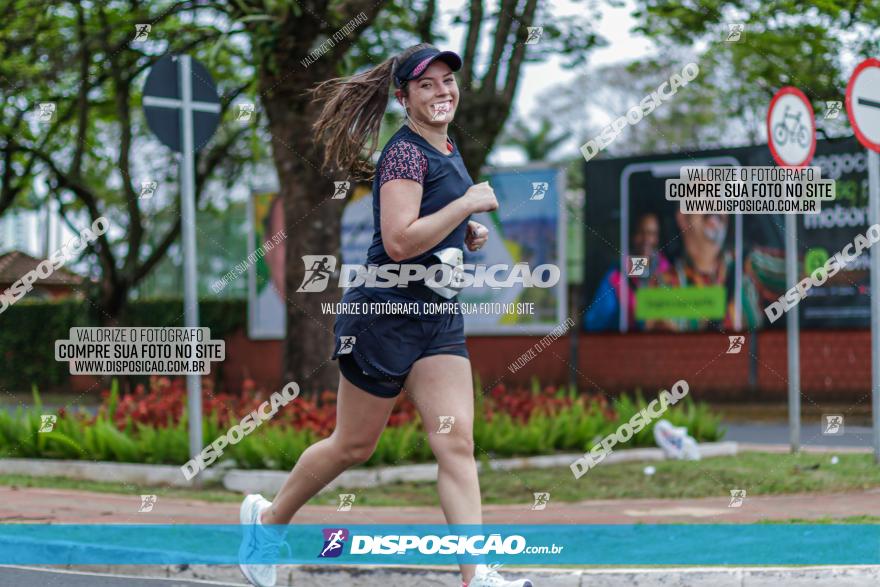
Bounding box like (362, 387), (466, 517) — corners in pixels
(1, 524), (877, 565)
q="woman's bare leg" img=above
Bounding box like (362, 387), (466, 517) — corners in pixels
(261, 373), (397, 525)
(404, 354), (481, 584)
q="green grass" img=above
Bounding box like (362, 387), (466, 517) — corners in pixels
(758, 515), (880, 524)
(0, 473), (242, 503)
(2, 452), (879, 511)
(311, 451), (880, 506)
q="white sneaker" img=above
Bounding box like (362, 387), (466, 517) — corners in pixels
(468, 564), (533, 586)
(238, 494), (289, 587)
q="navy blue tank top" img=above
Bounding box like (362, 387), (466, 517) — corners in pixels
(366, 125), (473, 267)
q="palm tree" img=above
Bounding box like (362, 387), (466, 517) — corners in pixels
(501, 117), (571, 162)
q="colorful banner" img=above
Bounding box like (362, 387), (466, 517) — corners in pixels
(2, 524), (878, 565)
(340, 166), (568, 335)
(251, 165), (567, 337)
(582, 138), (872, 332)
(247, 191), (286, 339)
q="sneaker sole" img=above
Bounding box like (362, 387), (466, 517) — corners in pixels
(239, 495), (265, 587)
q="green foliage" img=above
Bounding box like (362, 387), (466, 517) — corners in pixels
(0, 383), (724, 469)
(0, 298), (246, 392)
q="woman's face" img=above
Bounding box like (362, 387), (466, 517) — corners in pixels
(403, 60), (459, 125)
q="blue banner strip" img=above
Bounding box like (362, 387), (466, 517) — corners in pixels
(0, 524), (877, 565)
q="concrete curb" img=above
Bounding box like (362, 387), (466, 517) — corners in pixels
(221, 441), (739, 494)
(32, 563), (880, 586)
(0, 457), (223, 487)
(0, 443), (738, 493)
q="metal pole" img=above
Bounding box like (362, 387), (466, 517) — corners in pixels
(785, 211), (800, 453)
(179, 55), (203, 464)
(868, 150), (880, 464)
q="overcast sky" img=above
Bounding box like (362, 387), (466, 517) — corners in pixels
(435, 0), (656, 164)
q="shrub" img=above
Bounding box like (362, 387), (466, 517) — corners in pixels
(0, 378), (724, 468)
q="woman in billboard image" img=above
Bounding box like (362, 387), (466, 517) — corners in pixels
(237, 44), (533, 587)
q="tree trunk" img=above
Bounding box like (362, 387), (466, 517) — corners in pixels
(452, 93), (503, 179)
(260, 61), (341, 396)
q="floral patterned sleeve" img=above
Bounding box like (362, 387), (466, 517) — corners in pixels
(377, 140), (428, 188)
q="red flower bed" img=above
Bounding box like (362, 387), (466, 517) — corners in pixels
(102, 377), (612, 436)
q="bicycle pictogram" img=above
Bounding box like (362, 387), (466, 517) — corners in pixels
(772, 105), (810, 148)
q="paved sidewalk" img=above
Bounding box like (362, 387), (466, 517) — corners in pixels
(3, 564), (880, 587)
(2, 485), (879, 525)
(3, 486), (879, 586)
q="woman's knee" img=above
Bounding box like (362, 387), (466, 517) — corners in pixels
(332, 435), (379, 465)
(431, 426), (475, 462)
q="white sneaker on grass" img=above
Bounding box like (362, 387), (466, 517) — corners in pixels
(238, 494), (289, 587)
(467, 564), (533, 587)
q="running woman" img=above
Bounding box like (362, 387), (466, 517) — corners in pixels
(238, 43), (533, 587)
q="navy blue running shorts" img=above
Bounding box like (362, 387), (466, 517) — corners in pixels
(331, 286), (469, 398)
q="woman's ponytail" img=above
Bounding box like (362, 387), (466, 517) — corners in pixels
(310, 44), (435, 179)
(310, 57), (396, 179)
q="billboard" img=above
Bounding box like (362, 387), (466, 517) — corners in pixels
(340, 164), (568, 335)
(247, 191), (286, 339)
(248, 164), (567, 338)
(582, 138), (871, 332)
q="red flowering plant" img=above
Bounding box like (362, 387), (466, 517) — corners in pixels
(101, 376), (612, 436)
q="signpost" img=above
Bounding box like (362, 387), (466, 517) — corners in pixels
(767, 86), (816, 453)
(846, 58), (880, 464)
(142, 54), (221, 467)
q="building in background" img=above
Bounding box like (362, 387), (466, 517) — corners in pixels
(0, 250), (84, 301)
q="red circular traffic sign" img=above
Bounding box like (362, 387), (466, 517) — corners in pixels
(846, 57), (880, 153)
(767, 86), (816, 168)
